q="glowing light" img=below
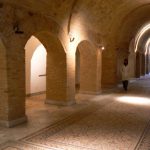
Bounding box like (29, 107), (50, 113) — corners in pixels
(135, 23), (150, 53)
(101, 46), (105, 50)
(116, 96), (150, 106)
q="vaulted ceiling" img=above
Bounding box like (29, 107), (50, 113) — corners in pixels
(1, 0), (150, 53)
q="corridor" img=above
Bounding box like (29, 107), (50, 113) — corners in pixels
(1, 77), (150, 149)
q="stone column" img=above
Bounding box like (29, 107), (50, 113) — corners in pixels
(25, 55), (31, 95)
(146, 54), (149, 74)
(0, 39), (10, 127)
(139, 53), (142, 77)
(79, 49), (102, 94)
(45, 36), (75, 106)
(66, 49), (76, 103)
(141, 53), (146, 76)
(136, 52), (140, 78)
(101, 48), (117, 88)
(0, 37), (27, 127)
(128, 52), (136, 78)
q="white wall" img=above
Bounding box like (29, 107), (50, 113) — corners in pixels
(25, 36), (47, 95)
(31, 45), (47, 94)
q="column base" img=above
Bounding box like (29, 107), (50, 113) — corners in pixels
(45, 99), (76, 106)
(0, 116), (27, 128)
(79, 90), (101, 95)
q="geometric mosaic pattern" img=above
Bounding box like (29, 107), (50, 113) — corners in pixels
(1, 104), (100, 150)
(21, 104), (100, 150)
(134, 120), (150, 150)
(0, 141), (51, 150)
(1, 89), (150, 150)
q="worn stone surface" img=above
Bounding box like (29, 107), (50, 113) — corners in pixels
(1, 77), (150, 149)
(0, 0), (150, 127)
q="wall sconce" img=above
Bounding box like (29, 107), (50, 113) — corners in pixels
(13, 22), (24, 34)
(69, 32), (75, 42)
(101, 46), (105, 50)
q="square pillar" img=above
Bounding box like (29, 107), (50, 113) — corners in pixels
(79, 50), (102, 95)
(0, 40), (27, 127)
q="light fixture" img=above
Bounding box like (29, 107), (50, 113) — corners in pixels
(98, 44), (105, 51)
(101, 46), (105, 50)
(13, 22), (24, 34)
(69, 32), (75, 42)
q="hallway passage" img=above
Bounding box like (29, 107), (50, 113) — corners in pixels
(1, 77), (150, 149)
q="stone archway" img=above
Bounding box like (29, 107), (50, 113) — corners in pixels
(76, 40), (102, 95)
(0, 4), (76, 127)
(34, 32), (75, 105)
(116, 39), (136, 83)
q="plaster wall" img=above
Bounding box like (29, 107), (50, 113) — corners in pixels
(25, 36), (46, 95)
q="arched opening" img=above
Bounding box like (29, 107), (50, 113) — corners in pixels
(132, 24), (150, 78)
(76, 40), (101, 94)
(112, 5), (150, 82)
(117, 39), (136, 82)
(25, 36), (47, 96)
(24, 32), (70, 105)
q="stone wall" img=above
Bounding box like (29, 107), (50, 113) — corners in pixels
(0, 1), (150, 127)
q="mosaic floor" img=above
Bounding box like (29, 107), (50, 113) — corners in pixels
(1, 76), (150, 150)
